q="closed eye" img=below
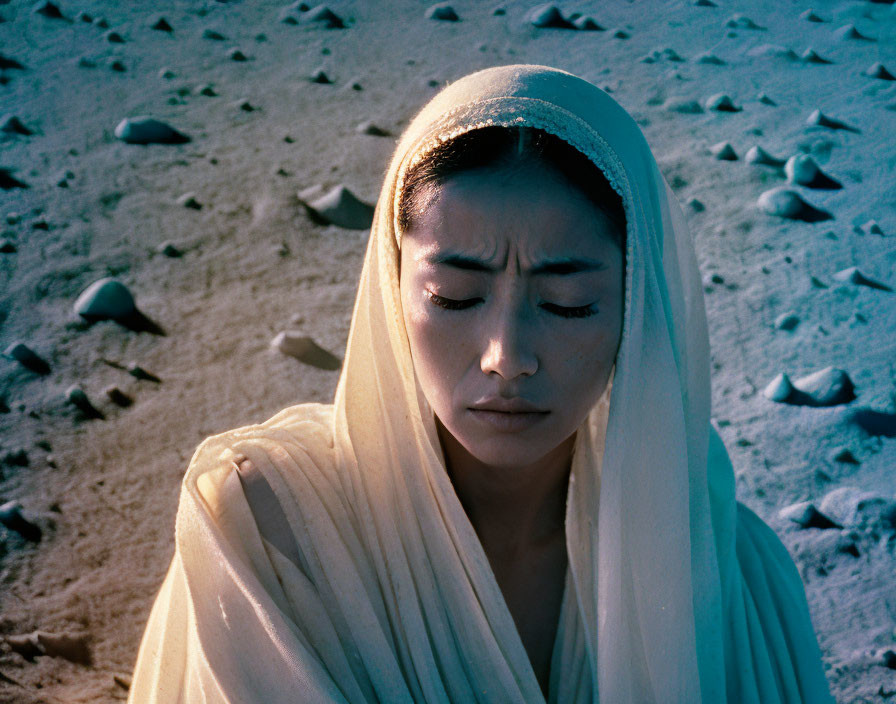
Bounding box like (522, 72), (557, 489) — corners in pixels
(426, 292), (597, 319)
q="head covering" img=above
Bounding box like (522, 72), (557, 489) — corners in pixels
(127, 64), (834, 703)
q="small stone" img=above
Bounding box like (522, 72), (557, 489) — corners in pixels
(832, 266), (892, 291)
(746, 44), (798, 60)
(426, 3), (459, 21)
(705, 93), (741, 112)
(0, 237), (16, 253)
(33, 1), (64, 19)
(159, 67), (176, 80)
(300, 184), (374, 229)
(109, 59), (127, 72)
(724, 13), (761, 29)
(302, 5), (345, 28)
(757, 187), (832, 222)
(819, 486), (896, 533)
(799, 9), (826, 22)
(1, 115), (34, 136)
(356, 121), (390, 136)
(150, 16), (173, 32)
(76, 11), (92, 22)
(176, 192), (202, 209)
(784, 154), (841, 189)
(2, 448), (29, 467)
(227, 48), (248, 61)
(696, 52), (725, 65)
(309, 68), (333, 84)
(526, 4), (575, 29)
(3, 342), (51, 375)
(797, 367), (856, 406)
(833, 23), (873, 41)
(864, 62), (895, 81)
(271, 331), (341, 370)
(202, 28), (226, 40)
(572, 16), (604, 30)
(0, 168), (29, 190)
(858, 220), (884, 236)
(115, 116), (189, 144)
(757, 93), (777, 105)
(692, 0), (716, 6)
(774, 311), (799, 330)
(0, 501), (41, 542)
(66, 384), (104, 419)
(779, 501), (842, 529)
(883, 651), (896, 670)
(196, 83), (218, 96)
(745, 145), (785, 166)
(801, 48), (832, 64)
(687, 197), (705, 212)
(35, 631), (92, 665)
(104, 385), (133, 407)
(77, 57), (97, 69)
(235, 99), (257, 112)
(73, 277), (136, 321)
(158, 241), (182, 257)
(126, 362), (161, 382)
(762, 372), (795, 402)
(806, 109), (858, 133)
(830, 447), (860, 464)
(94, 16), (109, 28)
(611, 28), (630, 38)
(710, 141), (737, 160)
(104, 30), (125, 43)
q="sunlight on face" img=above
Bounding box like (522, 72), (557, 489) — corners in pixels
(399, 162), (625, 469)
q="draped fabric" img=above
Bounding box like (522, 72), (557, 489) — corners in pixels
(127, 64), (834, 703)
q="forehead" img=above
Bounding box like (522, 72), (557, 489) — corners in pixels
(402, 165), (618, 262)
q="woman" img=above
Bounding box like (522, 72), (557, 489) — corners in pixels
(126, 64), (834, 703)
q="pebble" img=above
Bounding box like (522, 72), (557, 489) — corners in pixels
(32, 1), (64, 19)
(115, 116), (190, 144)
(0, 237), (16, 253)
(271, 331), (341, 370)
(763, 366), (855, 406)
(36, 631), (92, 665)
(745, 145), (786, 166)
(819, 487), (896, 535)
(127, 362), (160, 382)
(833, 23), (873, 41)
(864, 62), (895, 81)
(76, 11), (92, 22)
(779, 501), (842, 529)
(857, 220), (884, 236)
(774, 311), (800, 330)
(832, 266), (892, 291)
(710, 141), (737, 160)
(704, 93), (741, 112)
(695, 52), (725, 65)
(0, 501), (42, 542)
(66, 384), (104, 419)
(300, 184), (374, 229)
(0, 52), (26, 71)
(157, 240), (183, 257)
(687, 197), (705, 212)
(426, 3), (459, 21)
(526, 4), (575, 29)
(73, 277), (136, 321)
(3, 342), (51, 375)
(356, 121), (390, 136)
(150, 16), (173, 32)
(784, 154), (841, 189)
(2, 448), (29, 467)
(302, 5), (346, 29)
(799, 9), (826, 22)
(104, 30), (125, 43)
(693, 0), (716, 6)
(642, 48), (684, 63)
(109, 59), (127, 73)
(0, 167), (29, 189)
(757, 187), (831, 222)
(278, 8), (302, 24)
(196, 83), (218, 96)
(1, 115), (33, 136)
(806, 109), (858, 132)
(572, 16), (603, 30)
(883, 651), (896, 670)
(176, 192), (202, 209)
(235, 98), (257, 112)
(159, 67), (176, 80)
(663, 97), (703, 113)
(724, 13), (761, 29)
(801, 48), (832, 64)
(94, 17), (109, 28)
(104, 385), (133, 407)
(830, 446), (860, 465)
(611, 29), (630, 39)
(228, 48), (248, 61)
(309, 68), (332, 84)
(202, 28), (226, 40)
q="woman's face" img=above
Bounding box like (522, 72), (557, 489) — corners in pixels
(399, 161), (625, 470)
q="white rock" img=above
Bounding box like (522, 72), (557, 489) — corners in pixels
(73, 278), (136, 320)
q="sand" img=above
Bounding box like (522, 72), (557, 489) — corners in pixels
(1, 1), (894, 701)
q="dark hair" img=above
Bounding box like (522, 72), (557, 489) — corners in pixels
(396, 126), (627, 251)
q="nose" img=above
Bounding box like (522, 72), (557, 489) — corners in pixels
(479, 301), (538, 380)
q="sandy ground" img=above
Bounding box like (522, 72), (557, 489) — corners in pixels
(1, 0), (895, 701)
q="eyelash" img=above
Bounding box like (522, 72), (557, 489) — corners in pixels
(426, 292), (598, 319)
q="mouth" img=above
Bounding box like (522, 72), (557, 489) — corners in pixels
(468, 408), (550, 432)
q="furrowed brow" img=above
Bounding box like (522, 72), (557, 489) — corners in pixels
(426, 253), (606, 275)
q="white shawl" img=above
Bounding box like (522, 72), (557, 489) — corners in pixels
(127, 64), (834, 703)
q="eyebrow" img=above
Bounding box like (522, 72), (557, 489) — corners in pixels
(426, 252), (607, 275)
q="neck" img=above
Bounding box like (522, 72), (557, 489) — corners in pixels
(436, 417), (574, 555)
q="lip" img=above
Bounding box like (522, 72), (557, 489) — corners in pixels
(468, 408), (549, 432)
(470, 397), (547, 413)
